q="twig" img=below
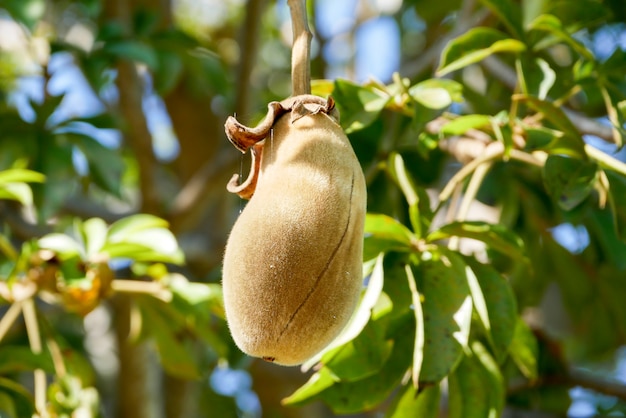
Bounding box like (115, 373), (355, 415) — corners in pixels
(111, 279), (172, 302)
(509, 368), (626, 402)
(287, 0), (312, 95)
(447, 162), (492, 250)
(439, 142), (505, 203)
(47, 338), (67, 378)
(168, 149), (239, 232)
(568, 368), (626, 401)
(23, 299), (47, 417)
(0, 301), (23, 343)
(585, 144), (626, 176)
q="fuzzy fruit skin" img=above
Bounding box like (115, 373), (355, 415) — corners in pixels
(222, 104), (366, 366)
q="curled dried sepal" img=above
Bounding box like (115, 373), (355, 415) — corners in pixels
(224, 95), (338, 199)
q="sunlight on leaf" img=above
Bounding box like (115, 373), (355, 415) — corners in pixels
(363, 214), (416, 261)
(385, 383), (440, 418)
(38, 233), (84, 260)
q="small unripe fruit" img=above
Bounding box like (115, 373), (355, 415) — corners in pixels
(222, 95), (366, 366)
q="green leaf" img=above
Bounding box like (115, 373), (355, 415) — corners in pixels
(0, 346), (54, 374)
(467, 260), (518, 363)
(104, 40), (159, 68)
(285, 316), (414, 414)
(509, 318), (538, 379)
(135, 296), (207, 379)
(0, 390), (17, 418)
(409, 87), (448, 109)
(528, 14), (594, 60)
(38, 233), (84, 260)
(543, 155), (598, 211)
(81, 218), (108, 259)
(0, 169), (45, 185)
(0, 377), (34, 418)
(479, 0), (524, 39)
(67, 133), (124, 198)
(417, 251), (472, 384)
(167, 275), (228, 357)
(409, 78), (463, 110)
(332, 79), (390, 133)
(153, 49), (184, 94)
(437, 28), (526, 76)
(282, 367), (338, 405)
(386, 153), (422, 236)
(547, 0), (612, 29)
(324, 319), (393, 381)
(0, 183), (34, 206)
(441, 115), (492, 135)
(0, 0), (45, 30)
(363, 214), (416, 261)
(107, 214), (170, 242)
(427, 221), (525, 261)
(448, 342), (504, 418)
(385, 384), (440, 418)
(102, 241), (184, 264)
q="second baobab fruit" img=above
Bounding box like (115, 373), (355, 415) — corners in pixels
(222, 95), (366, 366)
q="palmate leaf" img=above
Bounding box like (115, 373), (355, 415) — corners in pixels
(437, 28), (526, 76)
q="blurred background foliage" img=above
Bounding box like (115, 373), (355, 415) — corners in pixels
(0, 0), (626, 417)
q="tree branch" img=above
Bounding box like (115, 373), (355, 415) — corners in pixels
(234, 0), (268, 116)
(509, 368), (626, 403)
(168, 148), (239, 233)
(287, 0), (311, 95)
(116, 61), (161, 215)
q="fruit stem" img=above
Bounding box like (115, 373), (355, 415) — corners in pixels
(287, 0), (311, 95)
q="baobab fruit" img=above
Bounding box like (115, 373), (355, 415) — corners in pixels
(222, 95), (366, 366)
